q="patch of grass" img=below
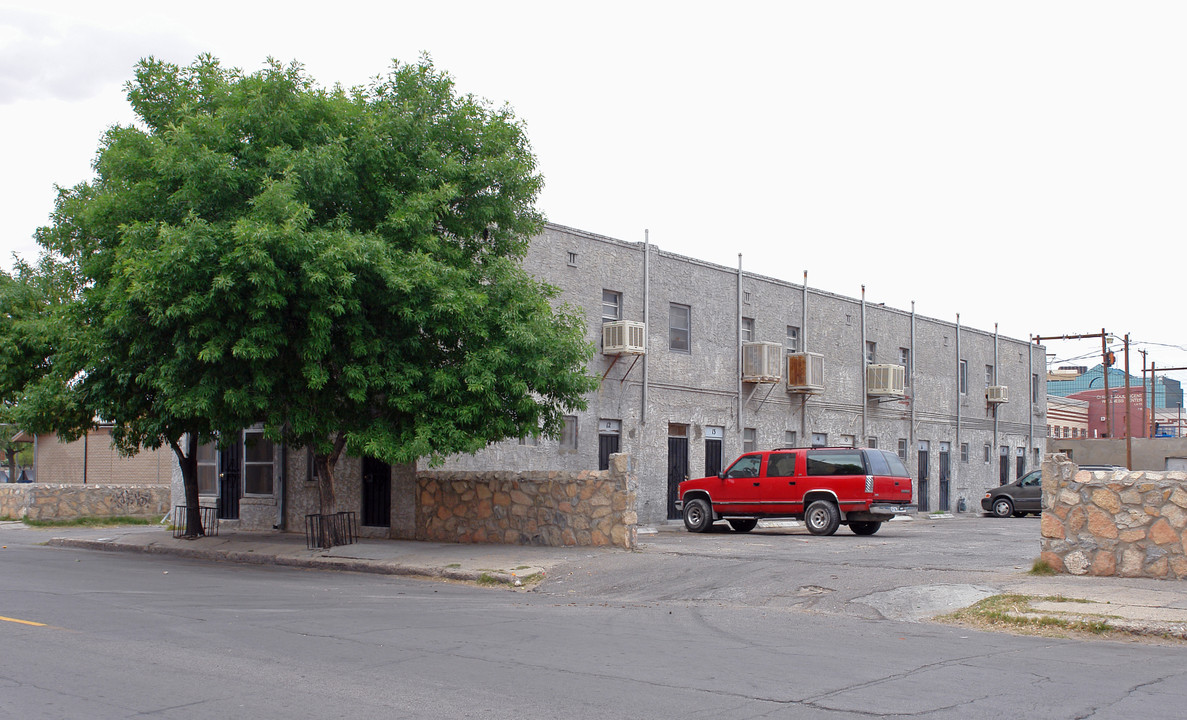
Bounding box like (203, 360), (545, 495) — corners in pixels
(1029, 558), (1058, 575)
(445, 563), (461, 569)
(940, 594), (1115, 637)
(514, 565), (531, 570)
(476, 572), (500, 586)
(22, 516), (154, 528)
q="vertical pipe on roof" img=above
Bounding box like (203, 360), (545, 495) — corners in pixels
(860, 285), (867, 443)
(737, 254), (743, 436)
(801, 272), (808, 444)
(642, 230), (649, 426)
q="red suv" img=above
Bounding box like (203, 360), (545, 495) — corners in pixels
(675, 447), (916, 536)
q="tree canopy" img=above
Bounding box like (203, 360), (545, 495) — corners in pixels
(8, 54), (596, 527)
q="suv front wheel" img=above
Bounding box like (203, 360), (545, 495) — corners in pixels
(683, 498), (715, 533)
(804, 500), (841, 536)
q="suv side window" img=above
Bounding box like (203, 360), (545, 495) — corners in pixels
(766, 453), (797, 477)
(806, 450), (865, 476)
(881, 450), (910, 477)
(724, 454), (762, 478)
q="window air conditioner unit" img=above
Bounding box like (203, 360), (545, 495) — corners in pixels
(986, 385), (1009, 404)
(867, 364), (906, 398)
(787, 352), (825, 394)
(742, 342), (783, 383)
(602, 320), (646, 355)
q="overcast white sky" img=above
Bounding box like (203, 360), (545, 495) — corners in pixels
(2, 1), (1185, 384)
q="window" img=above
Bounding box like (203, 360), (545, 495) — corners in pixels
(560, 416), (578, 450)
(741, 317), (754, 342)
(601, 290), (621, 321)
(958, 359), (968, 394)
(243, 429), (274, 495)
(960, 443), (969, 463)
(566, 251), (577, 266)
(866, 341), (876, 364)
(767, 453), (797, 477)
(839, 434), (855, 447)
(984, 442), (992, 463)
(197, 441), (217, 495)
(784, 431), (797, 447)
(897, 438), (908, 462)
(743, 427), (756, 453)
(786, 326), (800, 352)
(807, 450), (865, 476)
(985, 364), (995, 387)
(724, 454), (761, 478)
(867, 437), (878, 449)
(899, 347), (911, 387)
(669, 303), (691, 353)
(811, 432), (828, 448)
(1032, 373), (1039, 403)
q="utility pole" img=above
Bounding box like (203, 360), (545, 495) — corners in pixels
(1123, 335), (1132, 469)
(1033, 330), (1113, 437)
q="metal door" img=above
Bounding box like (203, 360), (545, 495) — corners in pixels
(705, 438), (723, 478)
(667, 436), (689, 520)
(217, 436), (241, 520)
(361, 457), (391, 527)
(1016, 447), (1025, 479)
(598, 434), (620, 471)
(999, 446), (1009, 485)
(938, 443), (950, 511)
(917, 441), (930, 513)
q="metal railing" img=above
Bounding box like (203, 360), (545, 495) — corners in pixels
(172, 506), (218, 538)
(305, 511), (358, 549)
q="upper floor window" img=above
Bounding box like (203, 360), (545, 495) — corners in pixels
(560, 416), (578, 450)
(899, 347), (911, 387)
(1032, 373), (1039, 403)
(985, 364), (995, 387)
(566, 251), (578, 266)
(669, 303), (691, 353)
(959, 359), (968, 395)
(602, 290), (621, 321)
(865, 341), (876, 364)
(741, 317), (754, 342)
(786, 326), (800, 352)
(743, 427), (756, 453)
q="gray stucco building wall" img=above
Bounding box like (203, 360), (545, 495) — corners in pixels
(439, 224), (1048, 525)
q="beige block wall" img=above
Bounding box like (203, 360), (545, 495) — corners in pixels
(34, 429), (171, 485)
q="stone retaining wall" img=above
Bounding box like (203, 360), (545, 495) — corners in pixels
(415, 453), (638, 549)
(1040, 454), (1187, 579)
(0, 484), (170, 521)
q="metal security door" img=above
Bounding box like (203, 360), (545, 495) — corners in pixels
(217, 436), (241, 520)
(705, 438), (723, 478)
(598, 434), (620, 471)
(361, 457), (391, 527)
(938, 442), (951, 511)
(917, 441), (930, 513)
(667, 427), (689, 520)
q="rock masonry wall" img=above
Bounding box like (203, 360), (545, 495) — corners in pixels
(1040, 454), (1187, 579)
(416, 453), (638, 549)
(0, 484), (169, 521)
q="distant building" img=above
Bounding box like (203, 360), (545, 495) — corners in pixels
(1047, 395), (1090, 439)
(11, 426), (171, 485)
(1048, 364), (1182, 410)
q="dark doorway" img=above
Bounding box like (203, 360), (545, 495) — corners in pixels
(705, 438), (723, 478)
(361, 457), (391, 527)
(667, 424), (689, 520)
(1016, 448), (1025, 480)
(938, 443), (951, 511)
(999, 446), (1009, 485)
(217, 436), (241, 520)
(917, 441), (930, 513)
(598, 433), (620, 471)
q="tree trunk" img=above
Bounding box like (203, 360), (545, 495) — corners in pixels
(312, 431), (348, 547)
(5, 448), (15, 484)
(170, 435), (204, 538)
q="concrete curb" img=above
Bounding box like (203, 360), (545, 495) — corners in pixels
(44, 537), (528, 586)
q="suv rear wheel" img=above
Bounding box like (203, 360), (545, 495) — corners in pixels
(804, 500), (840, 536)
(849, 520), (882, 536)
(683, 498), (714, 533)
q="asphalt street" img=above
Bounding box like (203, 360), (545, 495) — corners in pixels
(4, 516), (1187, 719)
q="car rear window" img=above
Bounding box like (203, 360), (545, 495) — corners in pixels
(766, 453), (797, 477)
(806, 450), (865, 476)
(865, 449), (891, 476)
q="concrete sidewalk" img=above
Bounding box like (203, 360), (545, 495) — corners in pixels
(9, 520), (1187, 641)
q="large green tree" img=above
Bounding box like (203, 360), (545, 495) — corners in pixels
(21, 54), (596, 539)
